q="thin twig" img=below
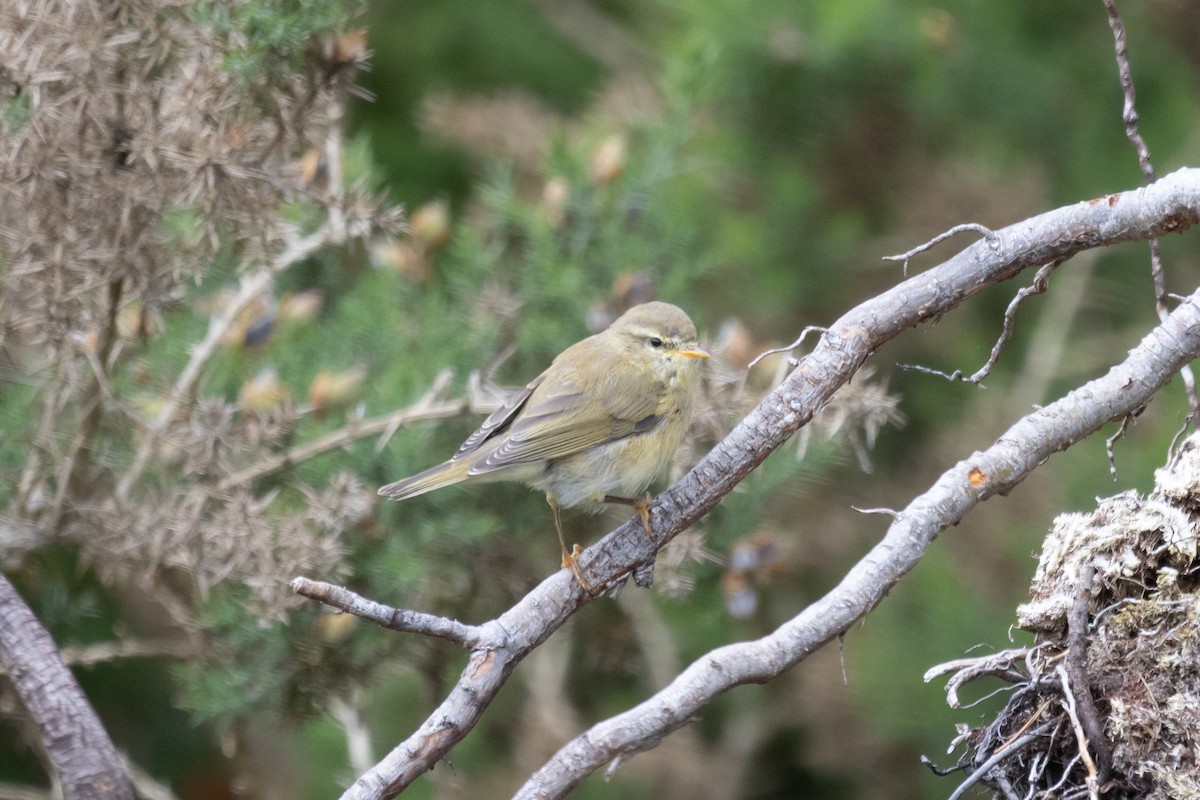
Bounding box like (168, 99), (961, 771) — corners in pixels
(330, 693), (375, 776)
(56, 639), (195, 668)
(1043, 751), (1085, 797)
(1101, 0), (1200, 425)
(850, 506), (898, 518)
(291, 578), (485, 648)
(1105, 412), (1136, 478)
(903, 260), (1064, 386)
(1102, 0), (1156, 184)
(898, 363), (970, 382)
(959, 683), (1020, 710)
(36, 281), (126, 538)
(118, 216), (374, 501)
(920, 755), (967, 777)
(1005, 252), (1095, 419)
(1057, 665), (1100, 800)
(883, 223), (999, 275)
(968, 260), (1064, 384)
(323, 121), (347, 236)
(1168, 416), (1196, 462)
(16, 367), (67, 516)
(377, 368), (457, 450)
(747, 326), (828, 370)
(218, 396), (468, 493)
(947, 730), (1043, 800)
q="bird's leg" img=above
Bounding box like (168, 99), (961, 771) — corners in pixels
(603, 493), (654, 536)
(548, 495), (593, 593)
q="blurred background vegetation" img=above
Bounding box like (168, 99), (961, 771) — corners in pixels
(2, 1), (1200, 799)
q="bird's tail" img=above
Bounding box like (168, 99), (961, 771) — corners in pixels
(378, 459), (470, 501)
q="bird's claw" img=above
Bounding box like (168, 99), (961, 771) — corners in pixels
(600, 493), (655, 537)
(561, 544), (597, 594)
(635, 497), (653, 537)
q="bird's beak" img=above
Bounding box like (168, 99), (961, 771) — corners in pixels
(672, 347), (711, 359)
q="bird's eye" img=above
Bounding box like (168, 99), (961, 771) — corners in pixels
(649, 337), (664, 349)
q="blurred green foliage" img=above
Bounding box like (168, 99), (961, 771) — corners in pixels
(196, 0), (365, 83)
(333, 1), (1200, 797)
(4, 0), (1200, 798)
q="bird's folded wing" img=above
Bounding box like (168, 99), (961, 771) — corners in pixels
(466, 378), (660, 474)
(452, 373), (545, 459)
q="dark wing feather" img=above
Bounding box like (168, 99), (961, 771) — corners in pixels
(452, 372), (545, 459)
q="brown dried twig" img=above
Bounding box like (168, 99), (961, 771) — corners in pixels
(1102, 0), (1200, 426)
(1103, 0), (1157, 185)
(1065, 565), (1113, 785)
(118, 215), (374, 502)
(1058, 665), (1101, 799)
(217, 397), (469, 494)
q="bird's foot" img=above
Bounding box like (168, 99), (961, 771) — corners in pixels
(634, 498), (653, 536)
(603, 493), (655, 537)
(561, 544), (596, 594)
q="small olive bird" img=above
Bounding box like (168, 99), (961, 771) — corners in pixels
(378, 301), (710, 590)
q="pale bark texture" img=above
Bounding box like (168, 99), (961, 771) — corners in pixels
(0, 574), (134, 800)
(304, 169), (1200, 800)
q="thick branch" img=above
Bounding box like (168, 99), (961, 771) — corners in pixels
(517, 280), (1200, 796)
(333, 168), (1200, 800)
(0, 574), (134, 800)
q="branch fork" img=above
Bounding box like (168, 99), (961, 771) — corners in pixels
(293, 169), (1200, 799)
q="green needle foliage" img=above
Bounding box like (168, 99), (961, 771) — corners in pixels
(4, 0), (1199, 797)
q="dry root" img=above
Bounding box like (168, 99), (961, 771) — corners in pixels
(927, 432), (1200, 799)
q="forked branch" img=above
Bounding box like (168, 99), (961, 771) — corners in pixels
(299, 168), (1200, 800)
(519, 275), (1200, 799)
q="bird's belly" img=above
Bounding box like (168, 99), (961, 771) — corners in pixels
(532, 426), (684, 510)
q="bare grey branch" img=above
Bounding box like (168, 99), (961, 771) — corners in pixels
(333, 169), (1200, 800)
(291, 578), (485, 648)
(883, 222), (999, 274)
(514, 228), (1200, 798)
(746, 326), (828, 370)
(1102, 0), (1157, 184)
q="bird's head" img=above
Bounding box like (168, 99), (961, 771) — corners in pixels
(608, 302), (710, 378)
